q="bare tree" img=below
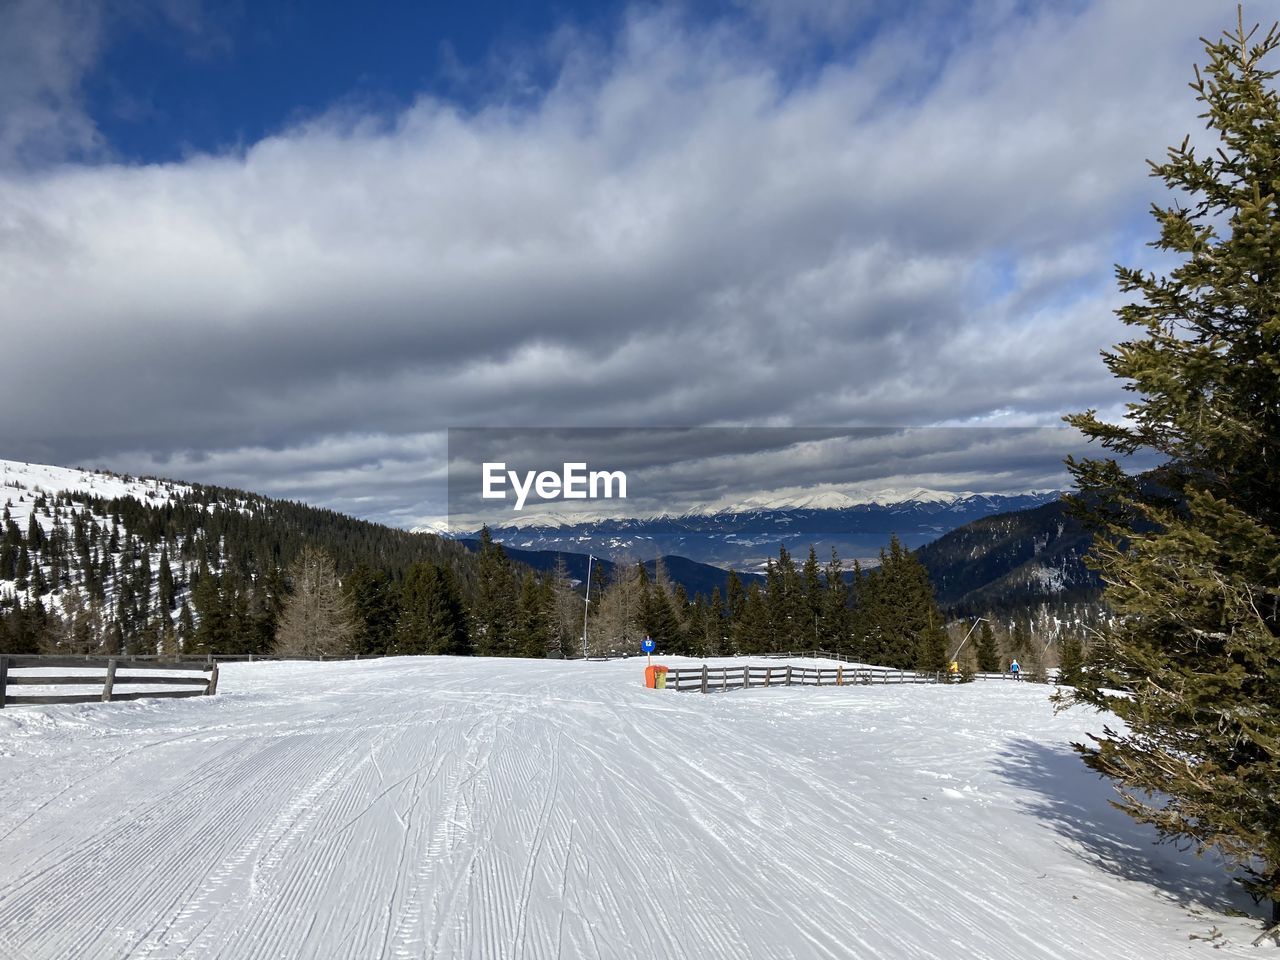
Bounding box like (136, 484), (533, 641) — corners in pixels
(589, 558), (644, 657)
(45, 585), (99, 654)
(273, 547), (356, 658)
(549, 555), (582, 658)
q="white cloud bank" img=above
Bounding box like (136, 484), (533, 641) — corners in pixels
(0, 1), (1236, 524)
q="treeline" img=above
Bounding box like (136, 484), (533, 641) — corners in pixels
(253, 531), (962, 668)
(585, 535), (965, 670)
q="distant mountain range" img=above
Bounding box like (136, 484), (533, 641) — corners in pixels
(453, 491), (1063, 572)
(461, 490), (1106, 614)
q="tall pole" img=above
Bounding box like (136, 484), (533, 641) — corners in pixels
(581, 554), (593, 660)
(949, 617), (986, 664)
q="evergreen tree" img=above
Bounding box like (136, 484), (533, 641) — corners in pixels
(1057, 632), (1085, 687)
(177, 600), (195, 650)
(766, 546), (805, 650)
(854, 536), (944, 669)
(190, 568), (233, 654)
(916, 618), (949, 675)
(2, 599), (52, 654)
(514, 571), (555, 658)
(708, 587), (727, 656)
(975, 619), (1000, 673)
(25, 513), (43, 551)
(822, 548), (849, 653)
(641, 559), (684, 654)
(686, 596), (711, 657)
(157, 548), (175, 611)
(1063, 12), (1280, 923)
(396, 562), (471, 656)
(802, 546), (824, 647)
(725, 570), (746, 629)
(471, 528), (516, 656)
(344, 565), (399, 656)
(734, 583), (770, 655)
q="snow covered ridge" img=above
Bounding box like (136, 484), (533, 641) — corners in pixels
(0, 459), (198, 612)
(0, 458), (250, 619)
(0, 656), (1264, 958)
(1, 459), (193, 526)
(429, 488), (1062, 530)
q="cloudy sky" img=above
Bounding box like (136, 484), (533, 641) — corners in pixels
(0, 0), (1239, 527)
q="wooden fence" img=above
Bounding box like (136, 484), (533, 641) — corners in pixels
(664, 662), (1026, 693)
(0, 656), (218, 708)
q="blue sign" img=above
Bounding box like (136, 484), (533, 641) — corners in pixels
(641, 637), (655, 653)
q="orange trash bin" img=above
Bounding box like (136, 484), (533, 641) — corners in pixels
(644, 664), (669, 688)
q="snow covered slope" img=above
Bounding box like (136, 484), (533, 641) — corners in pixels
(0, 657), (1265, 959)
(0, 459), (191, 529)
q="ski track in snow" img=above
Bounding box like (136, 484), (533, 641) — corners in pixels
(0, 657), (1268, 960)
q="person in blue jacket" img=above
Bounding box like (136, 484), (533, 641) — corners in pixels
(1009, 658), (1021, 679)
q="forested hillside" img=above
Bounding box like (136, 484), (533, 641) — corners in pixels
(915, 497), (1100, 611)
(0, 461), (469, 656)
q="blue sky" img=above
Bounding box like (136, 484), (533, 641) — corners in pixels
(85, 1), (626, 162)
(0, 0), (1239, 527)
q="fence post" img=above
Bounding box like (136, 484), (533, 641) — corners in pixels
(701, 665), (708, 694)
(742, 666), (749, 690)
(0, 655), (7, 709)
(206, 663), (219, 696)
(785, 665), (792, 687)
(764, 667), (771, 688)
(103, 659), (117, 702)
(837, 665), (843, 686)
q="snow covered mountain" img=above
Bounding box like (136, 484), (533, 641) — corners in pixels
(455, 491), (1062, 570)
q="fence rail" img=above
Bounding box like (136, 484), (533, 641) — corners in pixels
(664, 662), (1026, 693)
(0, 655), (218, 708)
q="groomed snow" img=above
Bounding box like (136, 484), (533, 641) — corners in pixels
(0, 657), (1267, 959)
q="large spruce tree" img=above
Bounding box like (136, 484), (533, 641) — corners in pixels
(1064, 12), (1280, 925)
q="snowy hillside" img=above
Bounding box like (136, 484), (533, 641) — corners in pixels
(0, 457), (476, 658)
(0, 459), (192, 532)
(0, 459), (196, 616)
(0, 656), (1265, 959)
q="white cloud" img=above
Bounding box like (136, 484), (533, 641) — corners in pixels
(0, 0), (104, 167)
(0, 0), (1237, 523)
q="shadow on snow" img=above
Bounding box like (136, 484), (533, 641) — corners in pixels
(994, 737), (1260, 919)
